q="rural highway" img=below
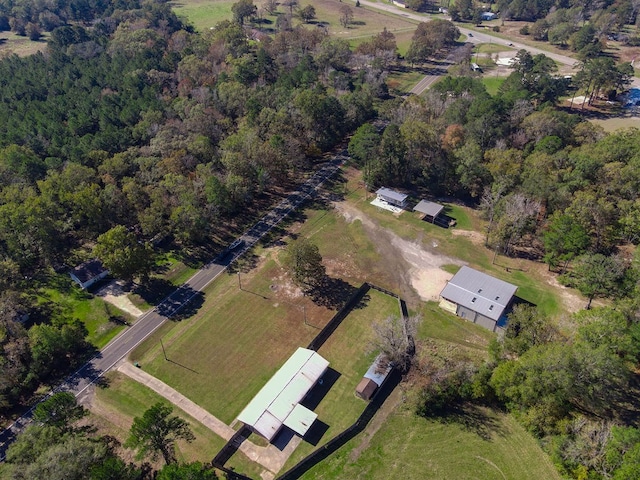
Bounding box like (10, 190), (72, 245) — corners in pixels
(357, 0), (579, 74)
(0, 154), (347, 459)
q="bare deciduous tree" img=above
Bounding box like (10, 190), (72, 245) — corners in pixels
(263, 0), (278, 15)
(339, 5), (354, 28)
(370, 315), (419, 372)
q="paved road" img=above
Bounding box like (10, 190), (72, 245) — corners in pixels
(0, 155), (346, 459)
(358, 0), (578, 69)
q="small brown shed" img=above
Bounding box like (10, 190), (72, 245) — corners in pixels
(355, 378), (378, 401)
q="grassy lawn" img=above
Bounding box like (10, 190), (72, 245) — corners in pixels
(482, 76), (505, 96)
(36, 275), (131, 348)
(417, 301), (493, 353)
(281, 289), (402, 469)
(0, 31), (49, 57)
(386, 69), (427, 94)
(298, 405), (562, 480)
(170, 0), (417, 42)
(132, 254), (335, 424)
(171, 0), (234, 31)
(473, 42), (509, 54)
(93, 372), (262, 477)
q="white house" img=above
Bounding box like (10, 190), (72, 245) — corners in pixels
(375, 187), (409, 208)
(70, 259), (109, 289)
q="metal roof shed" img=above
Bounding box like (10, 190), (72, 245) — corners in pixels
(413, 200), (444, 223)
(237, 347), (329, 441)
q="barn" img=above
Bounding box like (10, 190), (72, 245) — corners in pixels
(439, 266), (517, 332)
(236, 347), (329, 442)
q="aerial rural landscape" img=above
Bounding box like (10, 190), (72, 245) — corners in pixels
(1, 0), (640, 478)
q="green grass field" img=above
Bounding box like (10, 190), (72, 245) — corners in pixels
(0, 31), (49, 57)
(36, 275), (131, 348)
(298, 404), (562, 480)
(482, 76), (505, 96)
(281, 289), (402, 468)
(170, 0), (417, 42)
(94, 372), (262, 477)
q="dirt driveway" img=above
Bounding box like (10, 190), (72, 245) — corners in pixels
(95, 280), (144, 318)
(333, 202), (463, 307)
(333, 200), (584, 314)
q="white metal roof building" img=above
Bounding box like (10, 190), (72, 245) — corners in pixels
(439, 266), (518, 332)
(237, 348), (329, 441)
(375, 187), (408, 207)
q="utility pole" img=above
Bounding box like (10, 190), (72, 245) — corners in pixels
(160, 338), (168, 361)
(237, 272), (242, 290)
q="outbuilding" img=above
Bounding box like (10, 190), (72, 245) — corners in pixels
(375, 187), (408, 208)
(355, 354), (393, 401)
(413, 199), (444, 224)
(439, 266), (517, 332)
(69, 259), (109, 290)
(237, 347), (329, 442)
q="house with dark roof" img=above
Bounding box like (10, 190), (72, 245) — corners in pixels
(413, 199), (444, 224)
(375, 187), (408, 208)
(70, 259), (109, 290)
(439, 266), (517, 332)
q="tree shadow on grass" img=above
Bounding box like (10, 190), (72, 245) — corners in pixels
(426, 403), (507, 441)
(305, 277), (360, 310)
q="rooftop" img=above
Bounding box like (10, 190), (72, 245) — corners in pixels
(71, 259), (108, 284)
(440, 266), (517, 321)
(375, 187), (408, 203)
(237, 347), (329, 441)
(413, 200), (444, 218)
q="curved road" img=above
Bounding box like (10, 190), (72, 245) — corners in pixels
(359, 0), (577, 68)
(0, 155), (347, 459)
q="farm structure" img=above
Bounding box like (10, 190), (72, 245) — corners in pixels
(439, 266), (517, 332)
(413, 199), (444, 224)
(69, 259), (109, 289)
(355, 353), (393, 401)
(375, 187), (408, 209)
(236, 347), (329, 442)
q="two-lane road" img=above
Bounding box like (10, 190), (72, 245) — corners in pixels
(0, 156), (346, 459)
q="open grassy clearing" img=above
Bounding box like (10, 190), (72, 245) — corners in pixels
(386, 69), (427, 93)
(473, 43), (509, 55)
(132, 255), (332, 424)
(591, 115), (640, 132)
(298, 404), (562, 480)
(130, 200), (392, 424)
(342, 170), (565, 316)
(171, 0), (234, 31)
(170, 0), (417, 42)
(482, 76), (505, 95)
(36, 275), (131, 348)
(93, 372), (262, 477)
(0, 31), (49, 57)
(281, 289), (402, 469)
